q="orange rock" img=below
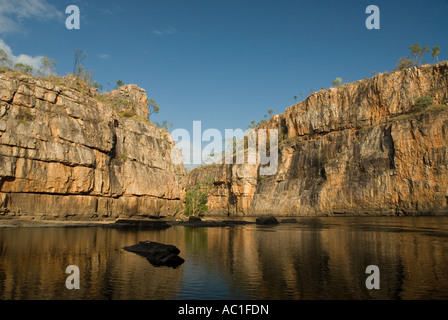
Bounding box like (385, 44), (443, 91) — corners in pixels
(0, 72), (185, 219)
(190, 62), (448, 216)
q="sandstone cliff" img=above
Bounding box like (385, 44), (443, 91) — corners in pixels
(2, 62), (448, 219)
(189, 62), (448, 216)
(0, 72), (185, 219)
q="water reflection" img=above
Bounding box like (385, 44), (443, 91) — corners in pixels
(1, 217), (448, 300)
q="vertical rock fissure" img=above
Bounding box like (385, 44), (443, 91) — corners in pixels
(383, 125), (396, 170)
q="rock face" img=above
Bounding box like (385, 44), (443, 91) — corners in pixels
(0, 72), (185, 219)
(2, 62), (448, 219)
(110, 84), (149, 119)
(190, 62), (448, 216)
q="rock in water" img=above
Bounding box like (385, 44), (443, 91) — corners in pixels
(256, 216), (279, 225)
(124, 241), (184, 268)
(110, 219), (171, 229)
(124, 241), (180, 255)
(146, 251), (185, 268)
(280, 218), (297, 223)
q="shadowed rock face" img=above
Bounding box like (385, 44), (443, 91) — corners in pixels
(0, 72), (185, 219)
(188, 62), (448, 216)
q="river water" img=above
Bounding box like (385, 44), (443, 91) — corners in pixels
(1, 216), (448, 300)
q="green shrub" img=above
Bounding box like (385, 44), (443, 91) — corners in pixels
(394, 57), (416, 71)
(14, 63), (34, 75)
(0, 49), (11, 69)
(185, 175), (214, 217)
(331, 77), (342, 87)
(185, 185), (209, 217)
(412, 96), (433, 113)
(118, 110), (135, 118)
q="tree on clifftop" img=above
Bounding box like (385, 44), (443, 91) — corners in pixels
(73, 48), (87, 75)
(115, 80), (124, 89)
(14, 63), (33, 75)
(331, 77), (342, 87)
(0, 49), (11, 69)
(40, 56), (57, 76)
(409, 43), (430, 66)
(71, 48), (98, 87)
(147, 98), (160, 118)
(432, 46), (440, 63)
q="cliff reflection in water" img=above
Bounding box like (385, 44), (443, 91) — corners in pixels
(1, 217), (448, 300)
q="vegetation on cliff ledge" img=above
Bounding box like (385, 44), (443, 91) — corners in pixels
(185, 175), (214, 217)
(0, 47), (170, 129)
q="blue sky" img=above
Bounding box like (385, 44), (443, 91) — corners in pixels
(1, 0), (447, 137)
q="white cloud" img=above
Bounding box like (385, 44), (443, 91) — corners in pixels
(152, 27), (177, 36)
(98, 53), (110, 59)
(0, 0), (63, 34)
(0, 38), (44, 71)
(0, 15), (18, 34)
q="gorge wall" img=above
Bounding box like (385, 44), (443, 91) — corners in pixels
(1, 62), (448, 220)
(188, 62), (448, 216)
(0, 72), (185, 220)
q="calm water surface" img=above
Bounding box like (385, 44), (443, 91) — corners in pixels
(1, 216), (448, 300)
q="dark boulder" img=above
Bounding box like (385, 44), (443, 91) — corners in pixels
(280, 218), (297, 223)
(124, 241), (184, 268)
(124, 241), (180, 256)
(109, 219), (171, 230)
(179, 219), (255, 228)
(256, 216), (279, 225)
(188, 216), (202, 222)
(147, 251), (185, 268)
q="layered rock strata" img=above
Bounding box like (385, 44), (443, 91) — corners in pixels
(189, 62), (448, 216)
(0, 73), (185, 219)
